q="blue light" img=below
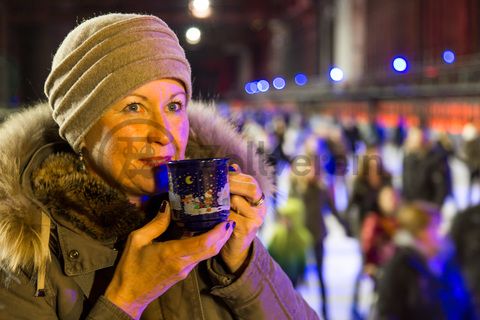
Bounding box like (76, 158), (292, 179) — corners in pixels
(443, 50), (455, 64)
(294, 73), (308, 86)
(257, 80), (270, 92)
(329, 67), (344, 82)
(244, 82), (258, 94)
(272, 77), (286, 90)
(244, 82), (254, 94)
(249, 82), (258, 93)
(392, 56), (408, 73)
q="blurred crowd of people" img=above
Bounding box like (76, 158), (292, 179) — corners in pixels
(230, 107), (480, 320)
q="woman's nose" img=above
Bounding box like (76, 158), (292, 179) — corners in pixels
(147, 125), (172, 145)
(146, 112), (173, 145)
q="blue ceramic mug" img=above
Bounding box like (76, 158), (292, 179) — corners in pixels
(167, 158), (230, 234)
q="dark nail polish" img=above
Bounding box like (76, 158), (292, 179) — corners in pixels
(232, 221), (236, 229)
(225, 222), (231, 230)
(160, 200), (168, 213)
(228, 165), (236, 172)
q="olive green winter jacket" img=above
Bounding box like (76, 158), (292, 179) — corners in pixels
(0, 102), (318, 320)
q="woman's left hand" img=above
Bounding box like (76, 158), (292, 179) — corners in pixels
(220, 164), (267, 273)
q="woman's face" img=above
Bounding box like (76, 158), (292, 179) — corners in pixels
(378, 187), (398, 216)
(82, 79), (189, 196)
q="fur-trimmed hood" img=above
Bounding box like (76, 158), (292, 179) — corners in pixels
(0, 101), (273, 277)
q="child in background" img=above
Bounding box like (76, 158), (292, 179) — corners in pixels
(268, 197), (313, 287)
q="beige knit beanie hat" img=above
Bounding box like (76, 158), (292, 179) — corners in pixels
(44, 13), (192, 152)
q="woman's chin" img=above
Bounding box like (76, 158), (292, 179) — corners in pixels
(120, 178), (157, 197)
(120, 168), (169, 196)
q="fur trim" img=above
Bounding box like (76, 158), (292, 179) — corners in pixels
(31, 153), (145, 240)
(0, 104), (56, 275)
(0, 101), (274, 275)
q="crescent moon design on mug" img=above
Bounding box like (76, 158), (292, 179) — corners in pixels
(185, 176), (193, 184)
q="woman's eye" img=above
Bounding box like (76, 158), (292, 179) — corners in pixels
(167, 101), (183, 112)
(123, 103), (142, 113)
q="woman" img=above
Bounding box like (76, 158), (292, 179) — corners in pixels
(345, 146), (392, 235)
(360, 186), (398, 284)
(346, 146), (392, 319)
(0, 13), (318, 319)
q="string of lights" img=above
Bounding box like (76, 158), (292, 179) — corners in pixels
(245, 49), (458, 95)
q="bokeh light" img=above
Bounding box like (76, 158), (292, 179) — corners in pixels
(257, 80), (270, 92)
(294, 73), (308, 86)
(443, 50), (455, 64)
(189, 0), (212, 18)
(245, 82), (258, 94)
(392, 56), (408, 73)
(186, 27), (201, 45)
(272, 77), (286, 90)
(329, 67), (344, 82)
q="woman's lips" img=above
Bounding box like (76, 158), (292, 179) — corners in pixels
(138, 156), (172, 168)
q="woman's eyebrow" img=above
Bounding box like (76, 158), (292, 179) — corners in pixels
(127, 92), (186, 101)
(170, 91), (186, 99)
(128, 94), (149, 101)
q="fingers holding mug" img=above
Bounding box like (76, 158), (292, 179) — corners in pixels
(228, 168), (265, 208)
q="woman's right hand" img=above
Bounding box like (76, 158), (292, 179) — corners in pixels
(104, 201), (235, 319)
